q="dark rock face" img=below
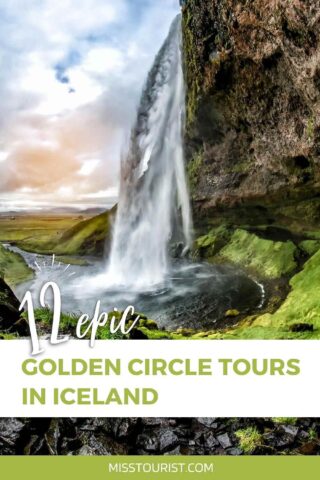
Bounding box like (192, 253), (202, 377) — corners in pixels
(0, 277), (22, 332)
(0, 417), (319, 456)
(183, 0), (320, 227)
(0, 418), (26, 454)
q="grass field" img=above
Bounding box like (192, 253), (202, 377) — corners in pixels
(0, 211), (112, 255)
(0, 213), (87, 244)
(0, 213), (98, 285)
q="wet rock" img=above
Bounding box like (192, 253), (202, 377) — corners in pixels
(217, 433), (232, 449)
(129, 328), (149, 339)
(0, 418), (26, 454)
(11, 317), (29, 336)
(0, 278), (22, 332)
(204, 432), (219, 449)
(194, 431), (204, 442)
(196, 418), (217, 428)
(169, 419), (177, 427)
(227, 447), (243, 456)
(25, 436), (47, 455)
(141, 418), (166, 427)
(73, 445), (98, 456)
(76, 435), (112, 456)
(159, 429), (179, 452)
(137, 434), (159, 452)
(263, 430), (295, 448)
(44, 419), (60, 455)
(102, 418), (139, 439)
(164, 446), (181, 455)
(80, 418), (105, 431)
(170, 242), (185, 258)
(298, 430), (309, 441)
(60, 437), (83, 455)
(116, 418), (139, 439)
(300, 419), (313, 429)
(24, 435), (45, 455)
(281, 424), (299, 439)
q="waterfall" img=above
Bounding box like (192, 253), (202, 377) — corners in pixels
(106, 15), (192, 291)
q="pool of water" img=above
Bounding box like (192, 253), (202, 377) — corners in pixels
(7, 245), (264, 331)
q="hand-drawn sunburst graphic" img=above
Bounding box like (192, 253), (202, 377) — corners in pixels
(33, 254), (76, 279)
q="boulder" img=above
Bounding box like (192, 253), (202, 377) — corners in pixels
(0, 277), (22, 332)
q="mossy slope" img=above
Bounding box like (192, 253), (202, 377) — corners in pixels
(19, 209), (114, 256)
(53, 210), (113, 256)
(211, 249), (320, 339)
(0, 244), (33, 286)
(216, 229), (298, 279)
(253, 250), (320, 333)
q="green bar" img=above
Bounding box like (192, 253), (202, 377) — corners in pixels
(0, 456), (319, 479)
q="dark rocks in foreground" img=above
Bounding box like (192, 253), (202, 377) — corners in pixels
(0, 417), (319, 456)
(0, 278), (26, 335)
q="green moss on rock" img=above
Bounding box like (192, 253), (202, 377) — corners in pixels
(225, 309), (240, 317)
(299, 240), (320, 256)
(272, 418), (298, 425)
(216, 229), (297, 279)
(182, 5), (203, 128)
(187, 150), (203, 194)
(275, 198), (320, 228)
(0, 332), (18, 339)
(252, 249), (320, 333)
(235, 427), (262, 454)
(218, 249), (320, 339)
(195, 224), (231, 258)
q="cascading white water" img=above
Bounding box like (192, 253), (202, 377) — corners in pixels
(106, 15), (192, 291)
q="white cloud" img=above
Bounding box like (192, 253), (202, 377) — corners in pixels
(19, 187), (36, 194)
(84, 187), (119, 199)
(78, 159), (101, 176)
(0, 151), (9, 163)
(82, 47), (125, 74)
(56, 186), (74, 197)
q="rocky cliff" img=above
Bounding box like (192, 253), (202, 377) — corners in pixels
(182, 0), (320, 230)
(180, 0), (320, 339)
(0, 277), (26, 335)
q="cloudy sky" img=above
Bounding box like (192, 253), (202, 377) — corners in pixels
(0, 0), (179, 211)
